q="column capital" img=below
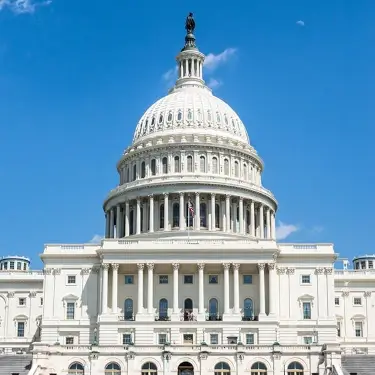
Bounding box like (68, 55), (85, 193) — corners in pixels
(111, 263), (119, 270)
(102, 263), (110, 270)
(172, 263), (180, 270)
(211, 193), (216, 198)
(232, 263), (240, 271)
(125, 199), (130, 204)
(268, 262), (276, 271)
(324, 267), (333, 275)
(148, 194), (154, 199)
(277, 267), (286, 275)
(225, 194), (230, 200)
(364, 291), (371, 298)
(315, 267), (324, 275)
(197, 263), (205, 270)
(195, 192), (200, 197)
(163, 193), (169, 198)
(222, 263), (231, 270)
(147, 263), (155, 270)
(239, 196), (244, 202)
(179, 192), (184, 197)
(136, 196), (141, 202)
(137, 263), (144, 270)
(257, 263), (265, 271)
(286, 267), (295, 275)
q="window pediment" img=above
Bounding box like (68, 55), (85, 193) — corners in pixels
(62, 294), (79, 301)
(298, 294), (315, 306)
(14, 314), (28, 321)
(351, 314), (366, 321)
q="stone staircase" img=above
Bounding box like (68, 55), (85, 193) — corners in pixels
(0, 354), (32, 375)
(341, 355), (375, 375)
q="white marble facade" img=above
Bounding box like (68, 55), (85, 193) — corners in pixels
(0, 14), (373, 375)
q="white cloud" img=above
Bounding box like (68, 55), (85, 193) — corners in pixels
(88, 234), (103, 244)
(276, 221), (299, 240)
(296, 20), (305, 26)
(0, 0), (51, 14)
(207, 78), (222, 89)
(204, 48), (237, 71)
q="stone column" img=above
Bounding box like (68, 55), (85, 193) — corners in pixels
(239, 197), (244, 234)
(149, 195), (154, 233)
(266, 207), (271, 239)
(116, 205), (122, 238)
(109, 208), (115, 238)
(198, 263), (205, 315)
(147, 263), (154, 315)
(225, 195), (230, 232)
(172, 263), (179, 314)
(250, 201), (255, 237)
(137, 264), (144, 315)
(231, 201), (236, 233)
(102, 263), (109, 314)
(125, 201), (130, 237)
(143, 201), (148, 233)
(271, 211), (276, 240)
(136, 198), (141, 235)
(258, 263), (266, 316)
(233, 263), (240, 314)
(105, 212), (110, 238)
(164, 193), (169, 231)
(259, 204), (264, 239)
(211, 193), (216, 230)
(195, 192), (200, 230)
(111, 263), (119, 314)
(268, 263), (276, 316)
(223, 263), (230, 314)
(179, 193), (185, 230)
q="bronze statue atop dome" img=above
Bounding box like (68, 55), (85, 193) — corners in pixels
(185, 12), (195, 34)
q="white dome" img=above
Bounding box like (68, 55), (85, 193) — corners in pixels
(132, 85), (250, 145)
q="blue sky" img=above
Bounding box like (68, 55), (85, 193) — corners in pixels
(0, 0), (374, 269)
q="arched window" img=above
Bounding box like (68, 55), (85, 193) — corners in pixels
(167, 112), (173, 122)
(251, 362), (267, 375)
(207, 110), (212, 122)
(124, 298), (133, 320)
(234, 161), (239, 177)
(174, 156), (180, 173)
(243, 164), (248, 180)
(142, 362), (157, 375)
(209, 298), (218, 319)
(141, 161), (146, 178)
(224, 159), (229, 176)
(129, 210), (134, 235)
(159, 113), (163, 124)
(200, 156), (206, 173)
(159, 204), (164, 229)
(212, 157), (218, 174)
(159, 298), (168, 319)
(133, 164), (137, 181)
(126, 167), (130, 182)
(68, 363), (84, 375)
(200, 203), (207, 228)
(162, 157), (168, 174)
(187, 155), (193, 172)
(214, 362), (230, 375)
(151, 159), (156, 176)
(215, 204), (220, 228)
(177, 111), (182, 121)
(216, 112), (221, 123)
(173, 203), (180, 228)
(105, 362), (121, 375)
(187, 109), (193, 120)
(244, 298), (253, 319)
(287, 362), (304, 375)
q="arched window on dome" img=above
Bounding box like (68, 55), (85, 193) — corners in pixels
(68, 362), (84, 375)
(216, 112), (221, 123)
(133, 164), (137, 181)
(162, 157), (168, 174)
(243, 163), (248, 180)
(151, 159), (156, 176)
(151, 117), (155, 126)
(167, 111), (173, 122)
(224, 114), (228, 126)
(215, 204), (220, 228)
(234, 161), (239, 177)
(212, 157), (218, 174)
(177, 111), (182, 121)
(105, 362), (121, 375)
(200, 156), (206, 173)
(232, 118), (237, 133)
(187, 109), (193, 121)
(159, 204), (164, 229)
(124, 298), (133, 320)
(174, 156), (180, 173)
(250, 362), (267, 375)
(287, 362), (304, 375)
(243, 298), (254, 320)
(207, 110), (212, 123)
(159, 113), (164, 124)
(173, 203), (180, 228)
(224, 159), (229, 176)
(187, 156), (193, 172)
(200, 203), (207, 228)
(143, 120), (148, 135)
(214, 362), (230, 375)
(142, 362), (157, 375)
(141, 162), (146, 178)
(197, 109), (202, 122)
(129, 210), (134, 235)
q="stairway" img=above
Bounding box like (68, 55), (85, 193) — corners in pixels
(0, 354), (32, 375)
(341, 355), (375, 375)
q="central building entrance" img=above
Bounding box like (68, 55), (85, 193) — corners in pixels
(178, 362), (194, 375)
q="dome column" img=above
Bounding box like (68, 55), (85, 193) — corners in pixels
(136, 198), (141, 235)
(116, 205), (122, 238)
(195, 193), (200, 230)
(105, 212), (110, 238)
(149, 195), (154, 233)
(250, 201), (255, 237)
(109, 208), (115, 238)
(164, 194), (169, 231)
(259, 204), (264, 239)
(239, 197), (244, 234)
(125, 201), (130, 237)
(211, 193), (216, 231)
(271, 211), (276, 240)
(179, 193), (185, 230)
(266, 207), (271, 239)
(225, 195), (230, 232)
(231, 200), (237, 233)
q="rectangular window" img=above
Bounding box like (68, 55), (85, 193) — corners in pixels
(122, 333), (132, 344)
(210, 334), (218, 345)
(159, 275), (168, 284)
(10, 261), (14, 270)
(354, 297), (362, 306)
(335, 297), (340, 306)
(303, 336), (313, 344)
(158, 333), (167, 345)
(369, 260), (374, 269)
(4, 262), (7, 270)
(301, 275), (311, 284)
(303, 302), (311, 319)
(124, 275), (134, 284)
(66, 302), (75, 320)
(184, 275), (193, 284)
(227, 336), (238, 344)
(209, 275), (218, 284)
(17, 262), (21, 270)
(243, 275), (252, 284)
(183, 334), (193, 344)
(355, 322), (363, 337)
(67, 275), (76, 284)
(337, 322), (341, 337)
(19, 298), (26, 306)
(17, 322), (25, 337)
(246, 333), (254, 345)
(65, 337), (74, 345)
(361, 261), (366, 269)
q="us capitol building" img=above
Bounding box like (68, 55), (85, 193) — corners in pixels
(0, 14), (374, 375)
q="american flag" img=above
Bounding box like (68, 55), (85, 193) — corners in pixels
(188, 200), (195, 217)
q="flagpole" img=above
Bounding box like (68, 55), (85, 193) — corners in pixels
(187, 197), (190, 243)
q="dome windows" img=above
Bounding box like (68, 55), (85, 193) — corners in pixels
(197, 109), (202, 122)
(207, 110), (212, 123)
(224, 159), (230, 176)
(151, 159), (156, 176)
(143, 120), (148, 135)
(141, 162), (146, 178)
(167, 111), (173, 122)
(159, 113), (164, 124)
(187, 109), (193, 121)
(200, 156), (206, 173)
(216, 112), (221, 123)
(186, 155), (193, 172)
(234, 161), (239, 177)
(174, 156), (180, 173)
(162, 157), (168, 174)
(177, 110), (183, 122)
(212, 157), (218, 174)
